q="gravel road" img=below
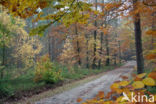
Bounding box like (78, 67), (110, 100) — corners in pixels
(35, 61), (136, 104)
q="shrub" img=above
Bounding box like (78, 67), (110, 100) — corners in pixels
(0, 79), (14, 98)
(34, 55), (63, 84)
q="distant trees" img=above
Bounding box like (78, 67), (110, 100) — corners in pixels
(0, 8), (42, 78)
(56, 0), (126, 68)
(0, 0), (155, 73)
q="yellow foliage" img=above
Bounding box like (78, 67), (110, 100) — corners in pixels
(78, 70), (156, 104)
(136, 73), (147, 79)
(13, 36), (42, 67)
(119, 81), (130, 87)
(110, 82), (120, 91)
(142, 77), (156, 86)
(132, 81), (144, 89)
(0, 0), (47, 18)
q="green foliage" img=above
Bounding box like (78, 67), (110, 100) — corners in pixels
(0, 68), (45, 98)
(29, 23), (51, 36)
(55, 63), (119, 80)
(0, 77), (14, 98)
(0, 60), (120, 99)
(147, 86), (156, 94)
(34, 55), (63, 84)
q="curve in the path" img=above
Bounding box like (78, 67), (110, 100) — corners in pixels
(35, 61), (136, 104)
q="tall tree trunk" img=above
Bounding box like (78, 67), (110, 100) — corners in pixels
(118, 40), (121, 64)
(105, 34), (110, 66)
(1, 33), (5, 78)
(92, 0), (98, 69)
(151, 12), (155, 49)
(48, 33), (52, 60)
(114, 55), (117, 65)
(86, 34), (89, 68)
(98, 0), (105, 69)
(75, 24), (81, 65)
(98, 32), (103, 69)
(46, 9), (52, 61)
(133, 0), (144, 74)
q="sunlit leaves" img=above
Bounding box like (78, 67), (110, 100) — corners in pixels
(119, 81), (130, 87)
(132, 81), (145, 89)
(13, 35), (42, 67)
(0, 0), (48, 18)
(142, 77), (155, 86)
(136, 73), (147, 79)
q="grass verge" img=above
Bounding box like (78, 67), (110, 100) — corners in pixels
(1, 64), (121, 104)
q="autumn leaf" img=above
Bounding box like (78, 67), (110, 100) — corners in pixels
(119, 81), (130, 87)
(96, 91), (104, 99)
(110, 82), (120, 91)
(77, 98), (82, 102)
(136, 73), (147, 79)
(148, 72), (156, 80)
(132, 81), (145, 89)
(134, 77), (142, 81)
(142, 77), (156, 86)
(120, 75), (129, 80)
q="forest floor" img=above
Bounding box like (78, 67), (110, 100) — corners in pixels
(33, 61), (136, 104)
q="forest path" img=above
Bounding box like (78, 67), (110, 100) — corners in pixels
(35, 61), (136, 104)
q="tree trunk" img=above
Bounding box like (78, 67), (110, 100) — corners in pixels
(48, 33), (52, 60)
(133, 0), (144, 74)
(114, 55), (117, 65)
(1, 34), (5, 78)
(118, 40), (121, 64)
(75, 24), (81, 65)
(92, 0), (98, 69)
(98, 0), (105, 69)
(151, 12), (155, 49)
(98, 32), (103, 69)
(86, 34), (89, 68)
(105, 34), (110, 66)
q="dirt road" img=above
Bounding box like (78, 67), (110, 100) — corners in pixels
(35, 61), (136, 104)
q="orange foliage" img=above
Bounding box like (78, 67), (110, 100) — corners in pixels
(77, 98), (83, 103)
(148, 72), (156, 80)
(145, 54), (156, 60)
(96, 91), (104, 99)
(146, 30), (156, 37)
